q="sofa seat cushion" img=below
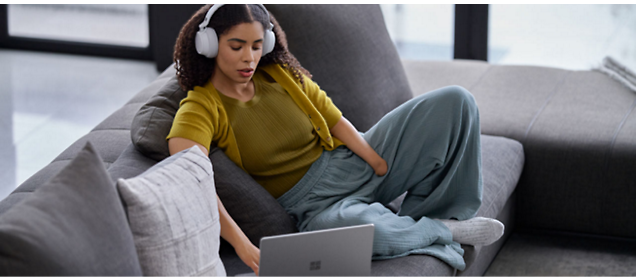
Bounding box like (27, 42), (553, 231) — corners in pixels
(376, 134), (523, 276)
(477, 135), (524, 219)
(403, 59), (636, 238)
(220, 134), (525, 276)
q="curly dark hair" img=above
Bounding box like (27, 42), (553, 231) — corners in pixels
(173, 4), (311, 92)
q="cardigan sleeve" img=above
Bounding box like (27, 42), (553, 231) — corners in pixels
(166, 87), (216, 152)
(301, 75), (343, 129)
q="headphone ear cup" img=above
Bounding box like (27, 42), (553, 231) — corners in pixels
(195, 28), (219, 58)
(262, 29), (276, 56)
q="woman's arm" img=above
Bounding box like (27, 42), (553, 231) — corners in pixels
(168, 137), (209, 156)
(168, 137), (260, 275)
(216, 194), (259, 275)
(329, 117), (388, 176)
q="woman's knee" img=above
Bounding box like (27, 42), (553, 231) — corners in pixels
(441, 85), (477, 108)
(415, 85), (477, 109)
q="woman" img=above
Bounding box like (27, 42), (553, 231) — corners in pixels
(168, 4), (504, 275)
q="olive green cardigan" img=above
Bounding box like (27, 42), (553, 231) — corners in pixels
(167, 63), (344, 171)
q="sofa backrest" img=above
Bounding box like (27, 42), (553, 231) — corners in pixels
(267, 4), (413, 132)
(2, 4), (413, 213)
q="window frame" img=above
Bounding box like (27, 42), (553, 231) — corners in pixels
(0, 4), (490, 68)
(454, 4), (489, 61)
(0, 4), (153, 61)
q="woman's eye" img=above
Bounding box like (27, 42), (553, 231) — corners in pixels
(231, 47), (241, 51)
(252, 46), (262, 51)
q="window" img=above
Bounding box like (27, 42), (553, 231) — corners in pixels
(1, 4), (152, 61)
(380, 4), (455, 61)
(489, 4), (636, 71)
(8, 4), (148, 47)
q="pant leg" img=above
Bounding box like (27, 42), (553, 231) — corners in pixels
(304, 197), (467, 270)
(296, 86), (481, 271)
(363, 85), (483, 221)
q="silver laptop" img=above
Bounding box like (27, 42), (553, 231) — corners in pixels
(239, 224), (375, 277)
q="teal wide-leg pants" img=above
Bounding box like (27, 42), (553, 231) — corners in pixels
(277, 86), (482, 271)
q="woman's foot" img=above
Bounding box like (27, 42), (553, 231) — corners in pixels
(436, 217), (505, 246)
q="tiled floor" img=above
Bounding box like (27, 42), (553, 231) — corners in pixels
(0, 49), (159, 199)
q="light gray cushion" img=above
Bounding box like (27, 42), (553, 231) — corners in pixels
(266, 4), (413, 132)
(117, 146), (226, 276)
(476, 135), (524, 219)
(0, 142), (142, 276)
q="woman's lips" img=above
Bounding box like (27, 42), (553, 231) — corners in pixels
(238, 69), (254, 78)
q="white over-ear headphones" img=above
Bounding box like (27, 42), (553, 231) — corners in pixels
(195, 4), (276, 58)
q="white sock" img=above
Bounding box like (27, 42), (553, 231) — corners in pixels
(436, 217), (505, 246)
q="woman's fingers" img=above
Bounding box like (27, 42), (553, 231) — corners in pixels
(253, 263), (259, 276)
(374, 158), (388, 176)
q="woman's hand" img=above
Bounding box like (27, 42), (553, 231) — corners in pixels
(236, 240), (260, 275)
(371, 157), (388, 176)
(215, 194), (260, 275)
(330, 117), (389, 177)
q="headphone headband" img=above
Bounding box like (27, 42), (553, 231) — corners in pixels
(198, 4), (272, 32)
(195, 4), (275, 58)
(199, 4), (224, 31)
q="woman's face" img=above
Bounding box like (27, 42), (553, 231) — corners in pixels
(214, 21), (265, 84)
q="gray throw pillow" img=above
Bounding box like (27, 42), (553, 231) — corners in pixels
(117, 146), (226, 276)
(131, 75), (186, 162)
(0, 142), (142, 276)
(266, 4), (413, 132)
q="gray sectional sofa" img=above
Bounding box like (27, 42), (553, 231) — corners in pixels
(0, 4), (634, 276)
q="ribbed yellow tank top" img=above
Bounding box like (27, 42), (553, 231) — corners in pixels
(218, 75), (323, 198)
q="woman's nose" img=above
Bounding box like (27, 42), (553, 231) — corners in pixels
(242, 48), (254, 62)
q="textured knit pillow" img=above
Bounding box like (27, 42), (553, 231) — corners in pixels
(117, 146), (226, 276)
(0, 142), (142, 276)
